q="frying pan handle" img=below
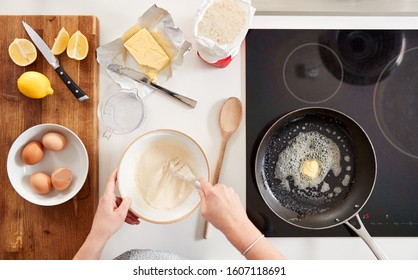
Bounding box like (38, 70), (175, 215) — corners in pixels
(345, 214), (388, 260)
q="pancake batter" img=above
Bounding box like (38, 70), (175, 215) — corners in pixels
(135, 138), (198, 210)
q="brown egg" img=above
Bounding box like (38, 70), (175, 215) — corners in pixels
(51, 167), (73, 190)
(30, 172), (53, 194)
(42, 132), (67, 151)
(21, 141), (44, 165)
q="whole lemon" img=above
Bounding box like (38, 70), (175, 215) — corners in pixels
(17, 71), (54, 99)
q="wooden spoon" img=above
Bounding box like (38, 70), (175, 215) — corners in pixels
(204, 97), (243, 239)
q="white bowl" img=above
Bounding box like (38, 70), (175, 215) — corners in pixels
(117, 129), (210, 223)
(7, 124), (89, 206)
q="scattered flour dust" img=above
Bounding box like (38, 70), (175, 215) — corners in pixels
(135, 138), (199, 210)
(198, 0), (248, 45)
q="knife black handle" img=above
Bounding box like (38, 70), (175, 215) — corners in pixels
(151, 82), (197, 108)
(55, 66), (89, 101)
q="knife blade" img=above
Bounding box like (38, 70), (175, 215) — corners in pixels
(108, 64), (197, 109)
(22, 21), (89, 101)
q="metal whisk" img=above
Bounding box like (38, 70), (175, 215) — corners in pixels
(164, 157), (201, 188)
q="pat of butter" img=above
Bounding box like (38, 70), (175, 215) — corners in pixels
(301, 159), (320, 179)
(121, 24), (142, 42)
(124, 28), (170, 71)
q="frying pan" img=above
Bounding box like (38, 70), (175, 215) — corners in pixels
(255, 107), (387, 259)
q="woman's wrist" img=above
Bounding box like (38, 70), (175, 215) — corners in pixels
(222, 217), (263, 254)
(73, 230), (109, 260)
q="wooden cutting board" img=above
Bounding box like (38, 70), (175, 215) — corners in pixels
(0, 15), (99, 259)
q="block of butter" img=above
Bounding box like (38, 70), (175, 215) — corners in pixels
(124, 28), (170, 71)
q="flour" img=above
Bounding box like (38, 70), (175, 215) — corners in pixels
(198, 0), (248, 45)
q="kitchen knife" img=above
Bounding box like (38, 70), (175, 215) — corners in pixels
(108, 64), (197, 108)
(22, 21), (89, 101)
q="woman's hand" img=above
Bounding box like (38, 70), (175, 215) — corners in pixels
(116, 197), (140, 225)
(197, 178), (249, 236)
(197, 178), (286, 260)
(73, 170), (139, 260)
(90, 170), (139, 240)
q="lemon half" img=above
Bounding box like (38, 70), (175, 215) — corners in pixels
(67, 30), (89, 60)
(17, 71), (54, 99)
(8, 38), (37, 66)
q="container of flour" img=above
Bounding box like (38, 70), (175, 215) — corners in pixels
(194, 0), (255, 68)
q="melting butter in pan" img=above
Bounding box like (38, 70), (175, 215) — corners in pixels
(301, 159), (320, 179)
(275, 131), (342, 191)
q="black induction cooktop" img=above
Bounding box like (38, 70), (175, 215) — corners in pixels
(245, 29), (418, 237)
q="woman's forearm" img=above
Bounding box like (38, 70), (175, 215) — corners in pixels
(73, 232), (108, 260)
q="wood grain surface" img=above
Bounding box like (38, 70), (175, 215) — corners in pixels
(0, 15), (99, 259)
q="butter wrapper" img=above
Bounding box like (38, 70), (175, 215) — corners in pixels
(194, 0), (255, 67)
(97, 5), (192, 98)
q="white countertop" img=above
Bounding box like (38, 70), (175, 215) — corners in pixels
(2, 0), (418, 260)
(253, 0), (418, 15)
